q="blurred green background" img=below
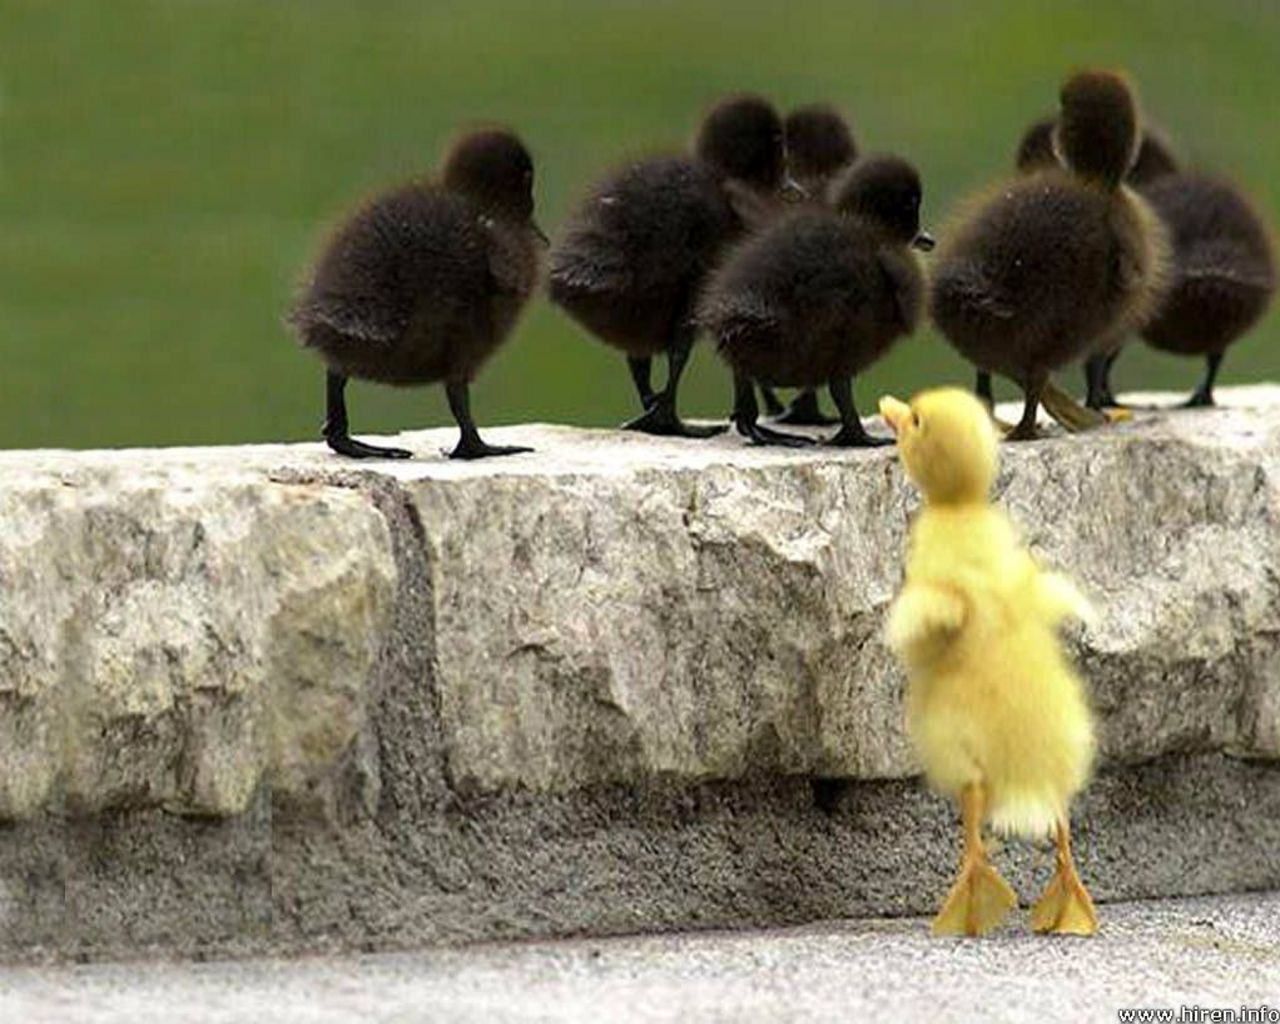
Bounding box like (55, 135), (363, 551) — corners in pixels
(2, 0), (1277, 450)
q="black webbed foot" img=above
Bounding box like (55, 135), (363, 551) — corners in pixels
(825, 425), (893, 447)
(1002, 421), (1044, 442)
(774, 390), (839, 426)
(325, 433), (413, 460)
(735, 419), (815, 447)
(323, 371), (413, 459)
(1178, 353), (1223, 410)
(622, 403), (726, 438)
(446, 439), (533, 460)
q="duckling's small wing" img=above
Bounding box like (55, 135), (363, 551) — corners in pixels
(1179, 238), (1277, 293)
(547, 256), (631, 295)
(286, 296), (403, 346)
(481, 220), (535, 296)
(931, 261), (1017, 320)
(698, 292), (781, 351)
(877, 247), (926, 332)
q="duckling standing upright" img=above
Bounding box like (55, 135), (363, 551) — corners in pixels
(1108, 142), (1276, 409)
(288, 128), (543, 460)
(701, 155), (933, 447)
(880, 388), (1099, 937)
(549, 94), (791, 437)
(758, 103), (862, 426)
(931, 71), (1169, 439)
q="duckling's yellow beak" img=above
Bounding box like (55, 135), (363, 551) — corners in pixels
(879, 396), (912, 437)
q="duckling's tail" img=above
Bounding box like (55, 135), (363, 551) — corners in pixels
(987, 792), (1063, 841)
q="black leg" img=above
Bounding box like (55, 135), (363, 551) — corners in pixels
(1084, 355), (1109, 411)
(775, 388), (840, 426)
(1006, 379), (1044, 441)
(445, 379), (532, 460)
(976, 370), (995, 409)
(759, 384), (786, 417)
(621, 325), (725, 438)
(627, 357), (657, 411)
(732, 372), (813, 447)
(1100, 349), (1123, 407)
(1183, 352), (1224, 408)
(323, 371), (412, 459)
(825, 377), (892, 447)
(1085, 351), (1124, 409)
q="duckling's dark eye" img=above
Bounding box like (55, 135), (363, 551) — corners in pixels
(912, 411), (922, 429)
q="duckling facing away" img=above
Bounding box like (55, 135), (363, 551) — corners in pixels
(1102, 141), (1276, 408)
(931, 71), (1169, 439)
(1013, 118), (1259, 412)
(701, 155), (933, 447)
(759, 104), (862, 427)
(288, 129), (543, 460)
(880, 388), (1099, 937)
(549, 94), (791, 438)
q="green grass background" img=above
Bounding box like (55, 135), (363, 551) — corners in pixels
(2, 0), (1277, 449)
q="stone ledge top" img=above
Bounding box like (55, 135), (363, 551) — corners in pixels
(2, 385), (1278, 485)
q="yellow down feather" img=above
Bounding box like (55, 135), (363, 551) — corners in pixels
(881, 388), (1097, 839)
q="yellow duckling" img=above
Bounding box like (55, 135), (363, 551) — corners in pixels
(878, 388), (1099, 937)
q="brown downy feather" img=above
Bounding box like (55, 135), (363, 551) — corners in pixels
(700, 155), (927, 387)
(548, 94), (787, 358)
(288, 129), (541, 386)
(785, 103), (858, 198)
(1140, 173), (1277, 357)
(930, 70), (1167, 400)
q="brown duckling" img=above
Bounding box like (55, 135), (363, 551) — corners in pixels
(700, 155), (933, 447)
(759, 103), (862, 427)
(1008, 118), (1173, 414)
(784, 102), (859, 198)
(1104, 139), (1275, 408)
(548, 94), (790, 438)
(1013, 115), (1057, 175)
(931, 70), (1169, 439)
(287, 128), (543, 460)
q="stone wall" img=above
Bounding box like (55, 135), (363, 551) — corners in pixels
(1, 387), (1278, 960)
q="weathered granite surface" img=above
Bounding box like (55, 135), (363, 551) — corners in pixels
(0, 386), (1277, 960)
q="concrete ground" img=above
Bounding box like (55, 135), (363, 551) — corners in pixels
(2, 892), (1277, 1024)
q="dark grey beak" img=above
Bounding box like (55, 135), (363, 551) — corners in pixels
(912, 230), (936, 252)
(532, 221), (550, 246)
(781, 175), (809, 202)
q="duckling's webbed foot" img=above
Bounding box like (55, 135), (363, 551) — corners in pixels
(1181, 353), (1223, 408)
(774, 388), (839, 426)
(1040, 380), (1108, 433)
(1003, 383), (1045, 441)
(932, 783), (1017, 937)
(327, 435), (413, 460)
(447, 438), (533, 460)
(1031, 818), (1099, 937)
(323, 371), (413, 459)
(622, 402), (726, 438)
(732, 373), (813, 447)
(740, 422), (815, 447)
(445, 379), (533, 461)
(624, 323), (727, 438)
(826, 376), (892, 446)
